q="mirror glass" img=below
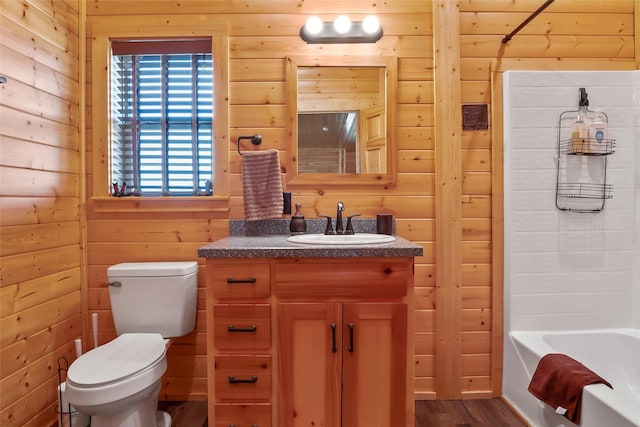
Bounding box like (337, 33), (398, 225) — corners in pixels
(286, 56), (397, 186)
(298, 112), (358, 173)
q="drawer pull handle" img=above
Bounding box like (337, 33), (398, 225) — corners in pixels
(227, 277), (257, 284)
(331, 323), (337, 353)
(227, 325), (257, 333)
(228, 375), (258, 384)
(348, 322), (355, 352)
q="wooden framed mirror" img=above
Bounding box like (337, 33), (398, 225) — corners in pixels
(286, 56), (397, 186)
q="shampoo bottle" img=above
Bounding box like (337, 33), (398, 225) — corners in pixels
(570, 111), (589, 154)
(588, 113), (608, 154)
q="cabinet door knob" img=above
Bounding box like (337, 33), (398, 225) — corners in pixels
(227, 325), (257, 333)
(348, 323), (355, 352)
(228, 375), (258, 384)
(331, 323), (337, 353)
(226, 277), (257, 284)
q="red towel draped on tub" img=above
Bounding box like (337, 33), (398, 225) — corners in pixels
(528, 353), (613, 424)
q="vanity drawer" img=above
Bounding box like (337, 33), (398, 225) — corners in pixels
(214, 403), (271, 427)
(210, 263), (271, 300)
(274, 259), (409, 300)
(215, 355), (271, 403)
(214, 304), (271, 351)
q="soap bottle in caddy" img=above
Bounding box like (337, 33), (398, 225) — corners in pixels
(570, 108), (589, 154)
(289, 203), (307, 235)
(588, 113), (608, 155)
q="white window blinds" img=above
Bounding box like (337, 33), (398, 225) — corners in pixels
(111, 39), (213, 196)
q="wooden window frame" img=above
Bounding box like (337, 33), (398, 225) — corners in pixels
(89, 16), (229, 212)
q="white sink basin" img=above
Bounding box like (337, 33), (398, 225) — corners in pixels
(287, 233), (395, 246)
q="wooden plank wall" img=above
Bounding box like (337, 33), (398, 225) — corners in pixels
(84, 0), (637, 404)
(83, 0), (437, 404)
(1, 0), (637, 425)
(0, 1), (82, 426)
(458, 0), (636, 400)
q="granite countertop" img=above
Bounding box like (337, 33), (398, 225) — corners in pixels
(198, 219), (423, 259)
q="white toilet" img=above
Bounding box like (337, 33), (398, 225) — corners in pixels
(64, 261), (198, 427)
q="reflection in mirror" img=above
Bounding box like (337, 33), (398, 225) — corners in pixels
(286, 56), (397, 186)
(296, 65), (386, 175)
(298, 112), (357, 173)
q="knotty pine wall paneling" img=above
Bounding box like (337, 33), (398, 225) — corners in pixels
(0, 1), (83, 426)
(2, 1), (638, 425)
(459, 0), (637, 399)
(84, 0), (437, 403)
(80, 0), (638, 415)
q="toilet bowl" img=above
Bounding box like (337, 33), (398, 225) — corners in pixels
(64, 261), (198, 427)
(65, 334), (169, 427)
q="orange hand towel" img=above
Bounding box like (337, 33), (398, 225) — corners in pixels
(528, 353), (612, 423)
(242, 149), (284, 221)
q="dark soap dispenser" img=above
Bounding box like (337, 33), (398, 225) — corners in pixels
(289, 203), (307, 235)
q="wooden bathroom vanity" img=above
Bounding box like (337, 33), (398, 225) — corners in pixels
(199, 233), (422, 427)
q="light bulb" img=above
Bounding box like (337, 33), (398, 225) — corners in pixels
(333, 15), (351, 34)
(362, 15), (380, 34)
(304, 16), (323, 35)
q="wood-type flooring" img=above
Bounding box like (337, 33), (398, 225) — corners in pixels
(158, 398), (528, 426)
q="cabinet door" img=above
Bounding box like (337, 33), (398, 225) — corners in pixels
(277, 303), (341, 427)
(342, 303), (407, 427)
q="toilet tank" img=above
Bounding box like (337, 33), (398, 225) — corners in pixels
(107, 261), (198, 338)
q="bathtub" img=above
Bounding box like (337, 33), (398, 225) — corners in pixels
(504, 329), (640, 427)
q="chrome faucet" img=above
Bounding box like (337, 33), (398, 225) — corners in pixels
(336, 202), (345, 234)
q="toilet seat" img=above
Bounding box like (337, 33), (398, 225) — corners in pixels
(65, 333), (168, 409)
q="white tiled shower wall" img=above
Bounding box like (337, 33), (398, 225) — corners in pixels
(503, 71), (639, 332)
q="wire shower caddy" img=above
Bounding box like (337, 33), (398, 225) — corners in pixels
(555, 88), (615, 213)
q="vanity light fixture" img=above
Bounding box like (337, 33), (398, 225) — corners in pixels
(300, 15), (383, 44)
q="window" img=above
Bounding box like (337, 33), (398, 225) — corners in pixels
(91, 22), (229, 210)
(111, 39), (213, 196)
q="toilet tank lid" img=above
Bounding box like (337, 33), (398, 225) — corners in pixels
(108, 261), (198, 277)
